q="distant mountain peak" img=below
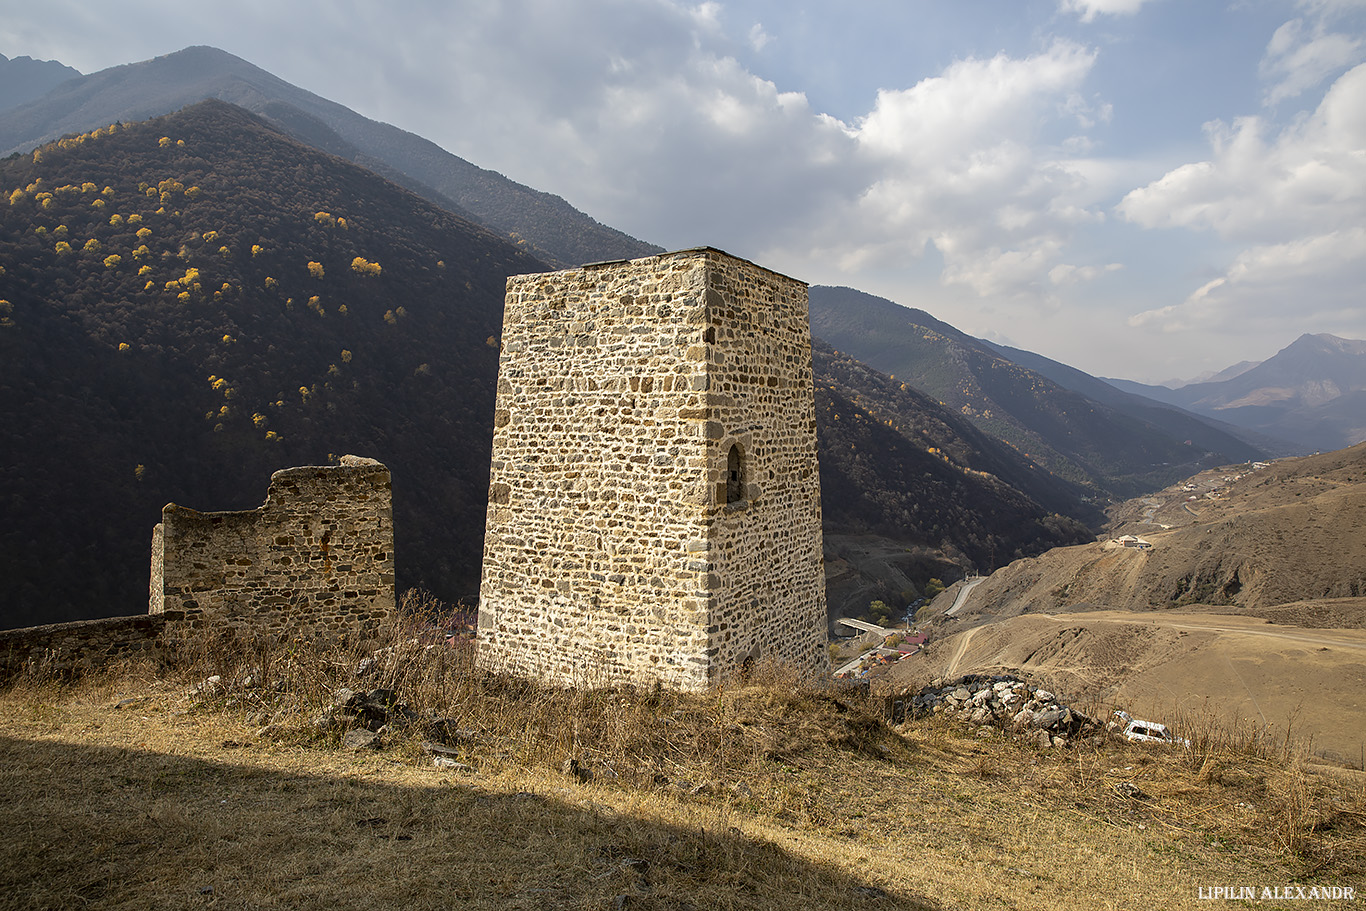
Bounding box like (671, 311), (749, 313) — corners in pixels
(1143, 332), (1366, 451)
(0, 51), (82, 115)
(1289, 331), (1366, 353)
(0, 44), (661, 266)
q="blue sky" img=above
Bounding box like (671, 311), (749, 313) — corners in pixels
(3, 0), (1364, 383)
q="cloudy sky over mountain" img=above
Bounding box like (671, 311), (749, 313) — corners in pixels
(3, 0), (1364, 382)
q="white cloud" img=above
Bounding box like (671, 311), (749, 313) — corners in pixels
(1058, 0), (1154, 23)
(399, 20), (1110, 306)
(1049, 262), (1123, 285)
(688, 1), (724, 30)
(1128, 227), (1366, 332)
(1261, 11), (1365, 105)
(747, 23), (772, 52)
(789, 41), (1107, 298)
(1121, 62), (1366, 337)
(1118, 63), (1366, 242)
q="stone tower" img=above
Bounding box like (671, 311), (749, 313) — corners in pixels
(477, 248), (828, 690)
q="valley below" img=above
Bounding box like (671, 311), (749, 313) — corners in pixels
(867, 443), (1366, 767)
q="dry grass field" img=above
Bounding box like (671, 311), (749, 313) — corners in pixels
(890, 609), (1366, 767)
(1, 630), (1362, 910)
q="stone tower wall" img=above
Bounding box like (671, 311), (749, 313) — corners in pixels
(150, 455), (395, 640)
(478, 249), (827, 689)
(699, 253), (828, 676)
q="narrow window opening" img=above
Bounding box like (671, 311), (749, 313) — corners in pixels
(726, 444), (744, 504)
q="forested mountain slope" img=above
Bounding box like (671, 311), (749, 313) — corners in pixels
(0, 100), (546, 626)
(0, 46), (660, 268)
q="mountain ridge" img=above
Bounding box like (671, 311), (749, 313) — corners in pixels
(980, 339), (1275, 459)
(0, 53), (81, 114)
(1106, 333), (1366, 452)
(0, 45), (661, 268)
(808, 284), (1260, 500)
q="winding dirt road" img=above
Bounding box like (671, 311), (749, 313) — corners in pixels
(944, 626), (979, 677)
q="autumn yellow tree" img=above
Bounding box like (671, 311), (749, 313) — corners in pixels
(351, 256), (381, 276)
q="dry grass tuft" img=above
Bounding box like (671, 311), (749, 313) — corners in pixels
(1, 596), (1363, 909)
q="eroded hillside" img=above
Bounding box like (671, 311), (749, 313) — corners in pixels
(958, 443), (1366, 618)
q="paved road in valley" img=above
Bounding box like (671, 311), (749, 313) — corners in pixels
(944, 576), (985, 617)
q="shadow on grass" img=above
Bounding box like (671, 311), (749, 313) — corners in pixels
(0, 734), (942, 911)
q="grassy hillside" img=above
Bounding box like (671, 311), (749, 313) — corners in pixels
(2, 639), (1360, 909)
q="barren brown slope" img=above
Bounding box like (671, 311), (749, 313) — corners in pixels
(4, 647), (1363, 910)
(955, 442), (1366, 620)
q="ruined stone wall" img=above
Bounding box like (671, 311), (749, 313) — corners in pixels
(0, 614), (173, 681)
(151, 455), (395, 640)
(478, 248), (828, 689)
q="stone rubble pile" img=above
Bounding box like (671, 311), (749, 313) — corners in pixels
(895, 674), (1101, 747)
(313, 687), (412, 735)
(308, 686), (483, 765)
